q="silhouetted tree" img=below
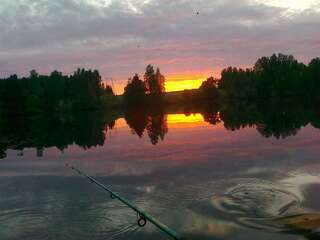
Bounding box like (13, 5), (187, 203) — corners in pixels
(103, 84), (114, 95)
(253, 53), (306, 96)
(219, 67), (255, 99)
(30, 69), (39, 78)
(155, 67), (165, 93)
(69, 68), (103, 110)
(144, 65), (165, 96)
(199, 76), (219, 100)
(306, 58), (320, 98)
(124, 74), (146, 105)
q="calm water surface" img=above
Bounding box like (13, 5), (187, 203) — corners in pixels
(1, 111), (320, 240)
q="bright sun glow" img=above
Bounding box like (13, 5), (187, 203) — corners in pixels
(111, 74), (207, 95)
(165, 75), (206, 92)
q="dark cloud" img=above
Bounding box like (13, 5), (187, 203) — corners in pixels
(0, 0), (319, 92)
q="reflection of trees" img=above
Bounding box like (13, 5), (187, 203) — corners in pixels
(256, 124), (299, 139)
(124, 99), (320, 143)
(1, 99), (320, 159)
(0, 148), (7, 158)
(125, 109), (148, 137)
(125, 109), (168, 145)
(220, 103), (257, 131)
(105, 121), (115, 133)
(255, 102), (308, 139)
(310, 111), (320, 129)
(200, 97), (320, 139)
(218, 100), (311, 138)
(202, 111), (221, 125)
(146, 114), (168, 145)
(0, 112), (116, 158)
(199, 102), (222, 126)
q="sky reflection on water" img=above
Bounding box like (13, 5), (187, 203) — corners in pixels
(1, 113), (320, 240)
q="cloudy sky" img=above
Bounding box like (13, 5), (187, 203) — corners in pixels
(0, 0), (319, 93)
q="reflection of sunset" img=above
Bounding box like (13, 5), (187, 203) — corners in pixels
(115, 118), (128, 128)
(168, 114), (204, 124)
(165, 75), (206, 92)
(167, 113), (207, 128)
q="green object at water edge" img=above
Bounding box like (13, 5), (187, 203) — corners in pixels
(66, 164), (183, 240)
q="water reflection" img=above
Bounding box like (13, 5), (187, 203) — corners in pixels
(1, 107), (320, 240)
(220, 100), (319, 139)
(167, 113), (204, 124)
(125, 109), (168, 145)
(1, 99), (320, 158)
(185, 176), (320, 240)
(0, 112), (117, 158)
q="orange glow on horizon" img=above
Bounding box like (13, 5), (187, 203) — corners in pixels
(165, 74), (207, 92)
(111, 72), (219, 95)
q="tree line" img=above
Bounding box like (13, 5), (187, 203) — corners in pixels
(0, 111), (116, 159)
(0, 68), (116, 115)
(1, 53), (320, 116)
(0, 64), (166, 115)
(199, 53), (320, 101)
(123, 53), (320, 107)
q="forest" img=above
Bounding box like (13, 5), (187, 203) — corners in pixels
(0, 68), (118, 115)
(217, 53), (320, 100)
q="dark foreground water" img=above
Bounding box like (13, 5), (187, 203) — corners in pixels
(1, 111), (320, 240)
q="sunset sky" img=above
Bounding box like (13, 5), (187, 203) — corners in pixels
(0, 0), (320, 93)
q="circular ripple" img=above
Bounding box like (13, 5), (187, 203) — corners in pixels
(214, 181), (301, 218)
(204, 179), (320, 239)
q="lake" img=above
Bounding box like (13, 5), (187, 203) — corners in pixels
(1, 107), (320, 240)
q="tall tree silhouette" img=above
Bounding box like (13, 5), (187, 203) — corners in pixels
(199, 76), (219, 100)
(124, 74), (146, 105)
(144, 65), (165, 96)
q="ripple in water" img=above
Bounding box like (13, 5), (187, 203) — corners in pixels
(0, 189), (141, 240)
(213, 180), (301, 218)
(210, 178), (320, 237)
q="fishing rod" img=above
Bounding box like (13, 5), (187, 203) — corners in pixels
(66, 164), (182, 240)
